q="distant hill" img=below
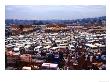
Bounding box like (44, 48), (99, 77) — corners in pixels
(5, 16), (106, 26)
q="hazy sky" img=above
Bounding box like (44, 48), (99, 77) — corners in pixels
(5, 5), (106, 20)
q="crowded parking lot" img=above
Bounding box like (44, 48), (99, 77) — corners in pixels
(5, 23), (106, 70)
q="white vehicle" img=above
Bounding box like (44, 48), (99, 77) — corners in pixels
(85, 44), (97, 48)
(94, 43), (105, 48)
(58, 43), (68, 48)
(6, 44), (15, 48)
(62, 40), (68, 44)
(85, 44), (98, 53)
(18, 35), (24, 38)
(50, 47), (59, 50)
(34, 46), (42, 51)
(43, 45), (51, 50)
(42, 63), (58, 70)
(22, 66), (31, 70)
(55, 40), (61, 44)
(69, 45), (75, 51)
(70, 41), (76, 45)
(13, 47), (20, 55)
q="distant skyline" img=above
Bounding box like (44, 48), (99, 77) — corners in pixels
(5, 5), (106, 20)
